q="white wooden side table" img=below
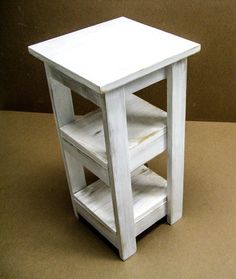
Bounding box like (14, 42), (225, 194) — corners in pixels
(28, 17), (200, 260)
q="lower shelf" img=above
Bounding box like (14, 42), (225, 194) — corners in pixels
(73, 165), (167, 243)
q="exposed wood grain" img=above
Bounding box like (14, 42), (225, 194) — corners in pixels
(48, 65), (101, 106)
(166, 59), (187, 224)
(29, 17), (200, 260)
(73, 198), (117, 247)
(28, 17), (200, 93)
(48, 63), (165, 106)
(62, 139), (109, 185)
(74, 165), (167, 236)
(101, 88), (136, 260)
(60, 94), (167, 173)
(45, 63), (86, 218)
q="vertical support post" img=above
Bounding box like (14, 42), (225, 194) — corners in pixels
(166, 58), (187, 224)
(101, 88), (136, 260)
(45, 63), (87, 219)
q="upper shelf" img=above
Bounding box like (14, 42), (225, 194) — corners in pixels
(60, 94), (167, 171)
(28, 17), (200, 93)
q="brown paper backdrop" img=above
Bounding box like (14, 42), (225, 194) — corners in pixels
(1, 1), (236, 121)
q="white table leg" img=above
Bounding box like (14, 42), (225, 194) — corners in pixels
(167, 58), (187, 224)
(101, 88), (136, 260)
(45, 63), (87, 219)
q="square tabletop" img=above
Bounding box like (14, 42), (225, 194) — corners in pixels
(28, 17), (200, 93)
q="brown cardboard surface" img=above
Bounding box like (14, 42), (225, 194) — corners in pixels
(0, 1), (236, 121)
(0, 111), (236, 278)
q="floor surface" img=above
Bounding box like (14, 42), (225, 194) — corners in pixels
(0, 111), (236, 279)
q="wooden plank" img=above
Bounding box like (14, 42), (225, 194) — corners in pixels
(64, 149), (86, 194)
(74, 166), (167, 235)
(48, 65), (101, 106)
(45, 63), (86, 218)
(49, 62), (165, 106)
(28, 17), (200, 93)
(131, 166), (167, 223)
(135, 202), (166, 236)
(60, 94), (167, 173)
(62, 139), (109, 185)
(124, 68), (165, 95)
(166, 59), (187, 224)
(129, 134), (166, 171)
(73, 199), (118, 247)
(46, 71), (75, 127)
(60, 109), (107, 169)
(101, 88), (136, 260)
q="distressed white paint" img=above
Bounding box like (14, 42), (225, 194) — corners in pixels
(74, 166), (167, 235)
(28, 17), (201, 261)
(101, 88), (136, 260)
(167, 59), (187, 224)
(48, 65), (102, 106)
(28, 17), (200, 93)
(62, 139), (109, 185)
(64, 150), (87, 194)
(124, 67), (166, 95)
(73, 198), (118, 247)
(60, 93), (167, 172)
(45, 64), (86, 219)
(48, 62), (166, 105)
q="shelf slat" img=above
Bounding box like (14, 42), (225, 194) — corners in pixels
(73, 165), (167, 236)
(60, 94), (167, 170)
